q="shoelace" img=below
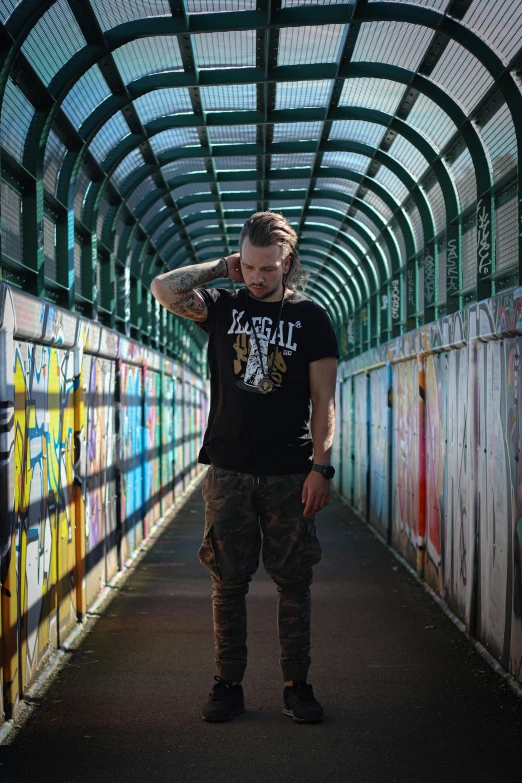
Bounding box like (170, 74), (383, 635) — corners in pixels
(209, 675), (234, 700)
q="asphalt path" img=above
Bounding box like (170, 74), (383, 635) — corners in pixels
(2, 484), (522, 782)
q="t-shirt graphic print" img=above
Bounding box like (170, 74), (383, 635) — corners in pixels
(196, 286), (339, 475)
(229, 305), (295, 393)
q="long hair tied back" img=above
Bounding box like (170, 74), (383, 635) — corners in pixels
(239, 211), (309, 291)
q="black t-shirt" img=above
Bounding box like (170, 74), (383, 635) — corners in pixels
(196, 286), (339, 475)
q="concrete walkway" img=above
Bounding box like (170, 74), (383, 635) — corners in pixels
(2, 485), (522, 782)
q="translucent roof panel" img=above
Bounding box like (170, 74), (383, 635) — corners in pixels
(208, 125), (258, 144)
(193, 31), (256, 68)
(214, 156), (257, 170)
(363, 190), (394, 223)
(127, 176), (157, 211)
(315, 178), (358, 196)
(338, 78), (406, 116)
(90, 112), (130, 163)
(134, 89), (193, 124)
(219, 181), (258, 192)
(352, 22), (434, 71)
(112, 149), (146, 187)
(201, 84), (257, 111)
(21, 0), (85, 87)
(149, 128), (201, 155)
(0, 79), (34, 163)
(270, 153), (315, 169)
(62, 66), (111, 130)
(273, 122), (323, 142)
(278, 25), (345, 65)
(90, 0), (172, 32)
(448, 149), (476, 212)
(282, 0), (348, 5)
(406, 93), (458, 152)
(463, 0), (522, 63)
(373, 166), (409, 204)
(321, 150), (369, 173)
(269, 180), (308, 192)
(276, 81), (333, 110)
(424, 179), (446, 235)
(370, 0), (451, 8)
(430, 40), (494, 114)
(329, 120), (385, 148)
(173, 182), (213, 199)
(188, 0), (257, 10)
(112, 38), (183, 84)
(163, 159), (208, 178)
(310, 198), (350, 215)
(0, 1), (18, 24)
(269, 199), (307, 210)
(479, 104), (518, 183)
(387, 135), (429, 180)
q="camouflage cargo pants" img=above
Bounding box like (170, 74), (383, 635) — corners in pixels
(198, 465), (322, 683)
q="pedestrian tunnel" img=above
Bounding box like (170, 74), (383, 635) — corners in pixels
(1, 0), (522, 730)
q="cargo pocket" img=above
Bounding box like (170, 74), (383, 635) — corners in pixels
(294, 519), (322, 578)
(197, 518), (221, 579)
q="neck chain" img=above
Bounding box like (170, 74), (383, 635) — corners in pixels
(243, 283), (286, 394)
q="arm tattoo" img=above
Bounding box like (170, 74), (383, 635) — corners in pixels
(151, 257), (227, 320)
(157, 258), (227, 295)
(166, 291), (208, 321)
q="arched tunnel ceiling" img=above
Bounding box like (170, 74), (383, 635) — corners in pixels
(0, 0), (521, 349)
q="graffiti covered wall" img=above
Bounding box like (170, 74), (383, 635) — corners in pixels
(335, 287), (522, 685)
(0, 284), (208, 723)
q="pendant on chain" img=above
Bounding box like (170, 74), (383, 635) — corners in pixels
(257, 376), (274, 394)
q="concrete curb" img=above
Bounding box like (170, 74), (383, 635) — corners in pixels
(334, 490), (522, 702)
(0, 472), (205, 745)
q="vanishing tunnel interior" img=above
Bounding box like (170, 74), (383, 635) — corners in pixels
(1, 0), (522, 730)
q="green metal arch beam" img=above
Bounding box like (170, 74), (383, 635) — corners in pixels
(150, 194), (401, 278)
(67, 99), (458, 232)
(6, 2), (511, 209)
(158, 213), (372, 301)
(110, 164), (412, 282)
(142, 196), (386, 286)
(180, 216), (390, 284)
(84, 131), (431, 268)
(111, 160), (412, 274)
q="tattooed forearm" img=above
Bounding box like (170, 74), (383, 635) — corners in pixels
(166, 292), (208, 321)
(155, 258), (227, 295)
(150, 257), (227, 322)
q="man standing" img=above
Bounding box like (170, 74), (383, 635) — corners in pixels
(151, 212), (338, 724)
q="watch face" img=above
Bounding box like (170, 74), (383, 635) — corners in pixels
(324, 465), (335, 479)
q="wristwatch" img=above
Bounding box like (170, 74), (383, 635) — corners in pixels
(312, 463), (335, 479)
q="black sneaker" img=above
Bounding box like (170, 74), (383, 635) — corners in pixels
(201, 675), (245, 722)
(283, 681), (323, 723)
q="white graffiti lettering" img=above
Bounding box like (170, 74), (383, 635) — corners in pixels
(381, 294), (388, 311)
(391, 279), (401, 321)
(447, 238), (459, 294)
(477, 199), (491, 275)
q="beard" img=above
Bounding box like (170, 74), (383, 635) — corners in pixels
(247, 277), (284, 301)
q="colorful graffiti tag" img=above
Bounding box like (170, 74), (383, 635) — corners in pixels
(0, 285), (208, 722)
